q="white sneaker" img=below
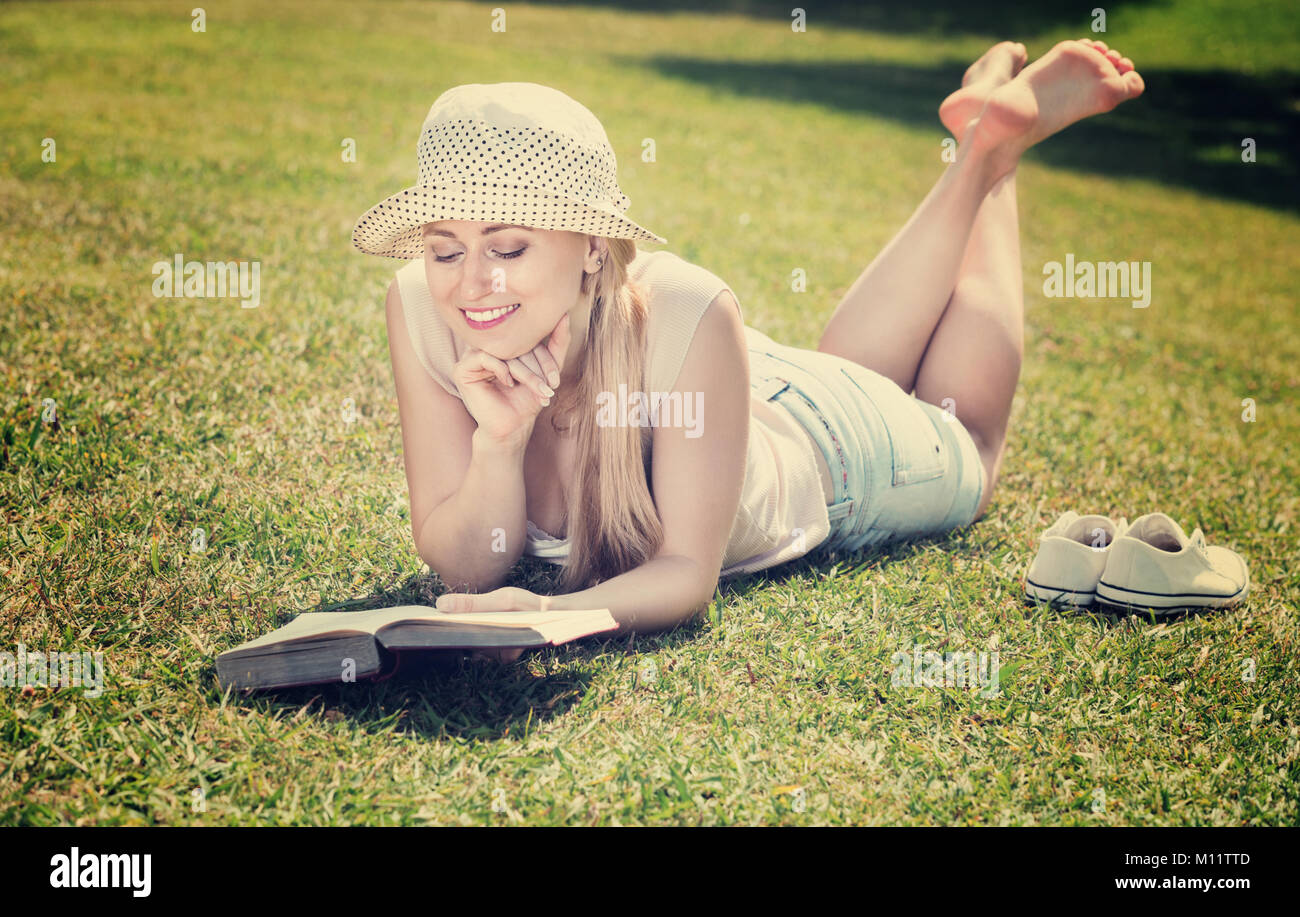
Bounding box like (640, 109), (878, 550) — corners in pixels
(1024, 511), (1129, 607)
(1096, 512), (1249, 611)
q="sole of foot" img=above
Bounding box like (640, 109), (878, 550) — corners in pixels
(963, 38), (1145, 178)
(938, 40), (1029, 141)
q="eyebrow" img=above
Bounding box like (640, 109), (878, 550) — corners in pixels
(423, 224), (532, 239)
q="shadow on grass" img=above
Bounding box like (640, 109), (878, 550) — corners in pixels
(714, 532), (933, 600)
(234, 560), (707, 739)
(1023, 595), (1238, 626)
(256, 536), (1227, 736)
(472, 0), (1148, 37)
(242, 652), (600, 742)
(719, 530), (1241, 629)
(625, 54), (1300, 213)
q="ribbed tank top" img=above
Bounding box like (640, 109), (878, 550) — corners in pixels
(393, 248), (831, 578)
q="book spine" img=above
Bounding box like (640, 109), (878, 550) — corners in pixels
(368, 647), (403, 684)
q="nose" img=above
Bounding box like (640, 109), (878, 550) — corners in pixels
(459, 250), (505, 305)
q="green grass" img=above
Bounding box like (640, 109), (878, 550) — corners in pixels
(1, 0), (1297, 825)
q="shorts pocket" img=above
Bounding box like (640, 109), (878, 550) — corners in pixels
(840, 368), (945, 486)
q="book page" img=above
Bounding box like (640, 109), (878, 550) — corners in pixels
(377, 608), (619, 650)
(223, 605), (615, 655)
(223, 606), (436, 654)
(386, 609), (610, 628)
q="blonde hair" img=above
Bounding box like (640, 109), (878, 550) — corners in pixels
(546, 236), (663, 591)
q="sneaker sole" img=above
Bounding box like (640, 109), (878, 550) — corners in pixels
(1094, 574), (1249, 612)
(1024, 576), (1096, 607)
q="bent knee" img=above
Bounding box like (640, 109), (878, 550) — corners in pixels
(966, 431), (1004, 521)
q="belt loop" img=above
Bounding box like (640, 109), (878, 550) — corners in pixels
(753, 375), (790, 402)
(827, 498), (855, 522)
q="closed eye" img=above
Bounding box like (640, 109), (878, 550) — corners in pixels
(432, 248), (526, 263)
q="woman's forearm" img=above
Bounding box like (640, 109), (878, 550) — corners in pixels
(416, 430), (530, 592)
(550, 553), (715, 635)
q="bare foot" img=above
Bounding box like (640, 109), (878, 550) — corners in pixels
(939, 40), (1029, 142)
(962, 38), (1146, 178)
(1078, 38), (1138, 75)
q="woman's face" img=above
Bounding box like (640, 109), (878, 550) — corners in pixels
(422, 219), (596, 361)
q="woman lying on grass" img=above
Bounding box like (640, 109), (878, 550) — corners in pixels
(353, 39), (1145, 661)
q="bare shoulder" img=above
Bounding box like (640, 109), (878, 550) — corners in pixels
(668, 287), (747, 383)
(709, 288), (742, 320)
(695, 288), (745, 347)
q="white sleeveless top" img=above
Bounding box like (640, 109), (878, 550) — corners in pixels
(394, 248), (831, 577)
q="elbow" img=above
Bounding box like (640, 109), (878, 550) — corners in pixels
(411, 513), (512, 594)
(690, 562), (719, 609)
(660, 551), (720, 614)
(678, 573), (718, 631)
(417, 543), (510, 595)
(688, 553), (722, 610)
(692, 575), (719, 613)
(426, 563), (508, 596)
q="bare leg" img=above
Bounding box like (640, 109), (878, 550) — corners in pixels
(819, 38), (1146, 513)
(912, 168), (1022, 521)
(818, 38), (1143, 393)
(816, 141), (1003, 394)
(817, 41), (1028, 392)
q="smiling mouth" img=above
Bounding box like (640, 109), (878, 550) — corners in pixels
(461, 303), (521, 326)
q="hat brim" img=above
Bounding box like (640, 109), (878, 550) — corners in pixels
(352, 184), (667, 258)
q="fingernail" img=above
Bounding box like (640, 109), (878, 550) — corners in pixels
(547, 371), (560, 387)
(541, 397), (551, 407)
(540, 384), (555, 398)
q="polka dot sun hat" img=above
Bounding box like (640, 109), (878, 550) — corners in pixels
(352, 82), (667, 258)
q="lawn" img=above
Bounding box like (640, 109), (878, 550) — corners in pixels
(1, 0), (1296, 825)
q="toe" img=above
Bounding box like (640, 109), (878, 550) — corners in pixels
(1105, 49), (1122, 64)
(1118, 56), (1134, 74)
(1092, 39), (1109, 52)
(1122, 70), (1145, 98)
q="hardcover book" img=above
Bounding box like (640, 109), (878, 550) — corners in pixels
(216, 605), (617, 690)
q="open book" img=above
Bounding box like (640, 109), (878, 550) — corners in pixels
(216, 605), (618, 691)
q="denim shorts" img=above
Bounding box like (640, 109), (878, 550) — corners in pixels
(747, 328), (986, 555)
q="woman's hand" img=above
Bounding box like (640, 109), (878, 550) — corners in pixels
(436, 587), (556, 663)
(452, 311), (570, 452)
